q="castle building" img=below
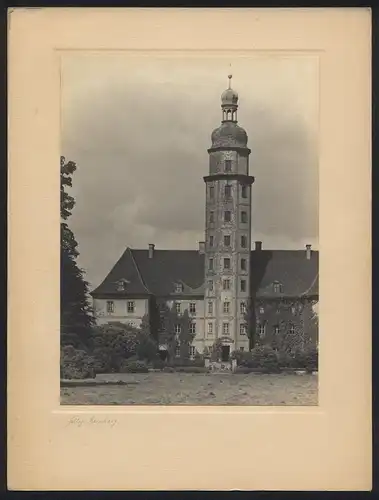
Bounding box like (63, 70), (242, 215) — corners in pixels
(91, 76), (319, 360)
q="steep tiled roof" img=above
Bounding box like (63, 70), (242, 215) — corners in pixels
(131, 249), (205, 296)
(91, 249), (205, 298)
(90, 247), (150, 297)
(250, 250), (319, 299)
(91, 248), (319, 299)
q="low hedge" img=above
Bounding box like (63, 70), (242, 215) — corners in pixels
(231, 345), (318, 374)
(168, 357), (205, 368)
(174, 366), (208, 374)
(119, 360), (149, 373)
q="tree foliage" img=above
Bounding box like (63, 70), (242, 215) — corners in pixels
(60, 156), (94, 346)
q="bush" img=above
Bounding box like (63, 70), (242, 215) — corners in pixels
(169, 357), (205, 368)
(292, 346), (318, 371)
(235, 366), (255, 374)
(91, 347), (113, 374)
(162, 366), (175, 373)
(120, 360), (149, 373)
(304, 346), (318, 372)
(251, 346), (281, 373)
(174, 366), (208, 373)
(277, 350), (294, 369)
(210, 339), (223, 362)
(151, 358), (165, 370)
(231, 350), (252, 366)
(136, 333), (158, 362)
(60, 345), (96, 379)
(90, 322), (158, 372)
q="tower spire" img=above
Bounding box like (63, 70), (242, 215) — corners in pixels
(221, 73), (238, 123)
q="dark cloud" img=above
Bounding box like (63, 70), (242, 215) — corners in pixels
(62, 57), (318, 288)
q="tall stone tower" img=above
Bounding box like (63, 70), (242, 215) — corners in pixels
(203, 75), (254, 357)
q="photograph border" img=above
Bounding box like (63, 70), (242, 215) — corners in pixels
(8, 7), (371, 491)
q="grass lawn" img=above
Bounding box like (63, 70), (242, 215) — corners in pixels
(60, 372), (318, 406)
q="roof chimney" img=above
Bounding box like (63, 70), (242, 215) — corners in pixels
(255, 241), (262, 251)
(306, 244), (312, 260)
(148, 243), (155, 259)
(198, 241), (205, 254)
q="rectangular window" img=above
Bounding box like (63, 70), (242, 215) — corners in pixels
(175, 324), (181, 335)
(241, 211), (248, 223)
(289, 325), (295, 335)
(106, 301), (114, 313)
(241, 258), (247, 271)
(175, 302), (181, 314)
(273, 325), (280, 335)
(189, 345), (196, 357)
(127, 301), (135, 313)
(208, 301), (213, 314)
(175, 283), (183, 293)
(257, 323), (265, 337)
(208, 280), (214, 292)
(240, 301), (246, 314)
(209, 186), (215, 199)
(189, 302), (196, 314)
(225, 159), (232, 172)
(259, 306), (264, 314)
(209, 211), (214, 223)
(207, 322), (213, 334)
(240, 346), (245, 352)
(224, 185), (232, 198)
(240, 279), (246, 292)
(222, 322), (229, 335)
(189, 322), (196, 335)
(209, 258), (214, 271)
(175, 344), (181, 357)
(224, 257), (231, 270)
(209, 235), (214, 247)
(241, 235), (247, 248)
(223, 301), (230, 314)
(240, 323), (247, 335)
(241, 185), (248, 198)
(291, 306), (296, 315)
(224, 235), (231, 246)
(273, 282), (281, 293)
(224, 211), (231, 222)
(223, 279), (231, 290)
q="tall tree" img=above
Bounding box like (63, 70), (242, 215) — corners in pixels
(60, 156), (94, 348)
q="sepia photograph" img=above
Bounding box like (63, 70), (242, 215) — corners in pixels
(60, 54), (319, 406)
(8, 8), (371, 491)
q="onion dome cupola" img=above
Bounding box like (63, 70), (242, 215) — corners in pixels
(210, 74), (249, 150)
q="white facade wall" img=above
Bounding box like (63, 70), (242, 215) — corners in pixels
(93, 298), (148, 328)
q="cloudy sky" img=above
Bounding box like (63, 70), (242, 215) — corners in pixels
(61, 53), (319, 290)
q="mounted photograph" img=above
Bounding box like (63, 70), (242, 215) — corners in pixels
(60, 54), (319, 405)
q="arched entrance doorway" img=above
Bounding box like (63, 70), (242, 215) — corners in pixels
(219, 336), (234, 362)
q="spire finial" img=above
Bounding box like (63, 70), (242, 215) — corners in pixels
(228, 73), (232, 89)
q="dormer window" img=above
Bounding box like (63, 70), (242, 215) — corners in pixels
(175, 283), (184, 293)
(116, 279), (129, 291)
(273, 282), (282, 293)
